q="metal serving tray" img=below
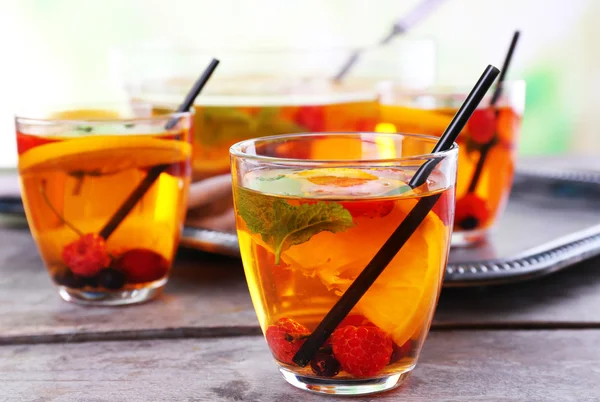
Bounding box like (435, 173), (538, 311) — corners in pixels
(3, 160), (600, 287)
(180, 165), (600, 287)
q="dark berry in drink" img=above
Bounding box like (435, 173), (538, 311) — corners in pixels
(97, 268), (126, 290)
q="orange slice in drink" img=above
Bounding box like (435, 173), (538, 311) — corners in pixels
(379, 106), (451, 137)
(18, 136), (191, 175)
(282, 196), (446, 348)
(50, 109), (123, 120)
(294, 168), (378, 187)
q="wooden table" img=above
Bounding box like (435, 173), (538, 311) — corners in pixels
(1, 223), (600, 401)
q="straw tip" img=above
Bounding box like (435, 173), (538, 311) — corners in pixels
(487, 64), (501, 75)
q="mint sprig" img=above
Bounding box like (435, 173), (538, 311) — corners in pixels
(235, 187), (354, 264)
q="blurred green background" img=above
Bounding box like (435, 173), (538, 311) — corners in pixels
(1, 0), (597, 167)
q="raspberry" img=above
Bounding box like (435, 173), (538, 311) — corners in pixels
(113, 249), (169, 284)
(454, 194), (490, 230)
(331, 325), (393, 377)
(296, 106), (325, 131)
(467, 108), (497, 145)
(340, 201), (394, 219)
(265, 318), (310, 364)
(62, 233), (110, 277)
(16, 132), (59, 155)
(338, 314), (375, 328)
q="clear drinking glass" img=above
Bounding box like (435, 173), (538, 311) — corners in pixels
(230, 132), (457, 395)
(113, 41), (436, 182)
(16, 104), (192, 305)
(377, 81), (526, 245)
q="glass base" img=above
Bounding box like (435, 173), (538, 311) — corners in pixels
(451, 228), (489, 247)
(279, 367), (413, 396)
(57, 278), (167, 306)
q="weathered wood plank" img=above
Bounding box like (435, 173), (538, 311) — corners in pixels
(0, 227), (258, 343)
(435, 257), (600, 327)
(0, 330), (598, 401)
(2, 224), (600, 343)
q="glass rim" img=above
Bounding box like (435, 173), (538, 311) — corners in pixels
(230, 132), (458, 165)
(377, 79), (526, 97)
(14, 102), (192, 126)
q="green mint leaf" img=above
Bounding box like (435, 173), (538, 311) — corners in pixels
(256, 174), (285, 182)
(235, 187), (354, 264)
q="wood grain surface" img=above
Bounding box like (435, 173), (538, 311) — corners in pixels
(1, 330), (598, 401)
(2, 224), (600, 343)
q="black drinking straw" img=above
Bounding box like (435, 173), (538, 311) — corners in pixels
(99, 58), (220, 240)
(333, 0), (447, 82)
(467, 31), (520, 193)
(292, 64), (500, 367)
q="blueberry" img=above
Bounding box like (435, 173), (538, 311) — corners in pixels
(83, 275), (99, 288)
(310, 350), (341, 377)
(459, 216), (479, 230)
(97, 268), (126, 290)
(54, 269), (85, 289)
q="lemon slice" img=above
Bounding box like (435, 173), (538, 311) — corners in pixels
(282, 197), (446, 347)
(19, 136), (191, 174)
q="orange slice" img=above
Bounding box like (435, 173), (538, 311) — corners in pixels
(50, 109), (123, 120)
(18, 136), (191, 174)
(379, 106), (451, 136)
(294, 168), (378, 186)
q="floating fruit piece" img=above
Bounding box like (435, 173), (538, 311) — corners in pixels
(331, 325), (393, 377)
(97, 268), (126, 290)
(62, 233), (110, 277)
(16, 132), (60, 156)
(296, 106), (325, 131)
(296, 168), (378, 182)
(50, 108), (123, 120)
(18, 135), (191, 175)
(454, 194), (490, 230)
(467, 108), (497, 145)
(339, 200), (394, 219)
(307, 176), (374, 188)
(380, 106), (450, 136)
(113, 249), (169, 284)
(337, 314), (375, 328)
(265, 318), (310, 365)
(295, 168), (380, 192)
(497, 107), (521, 144)
(310, 349), (341, 377)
